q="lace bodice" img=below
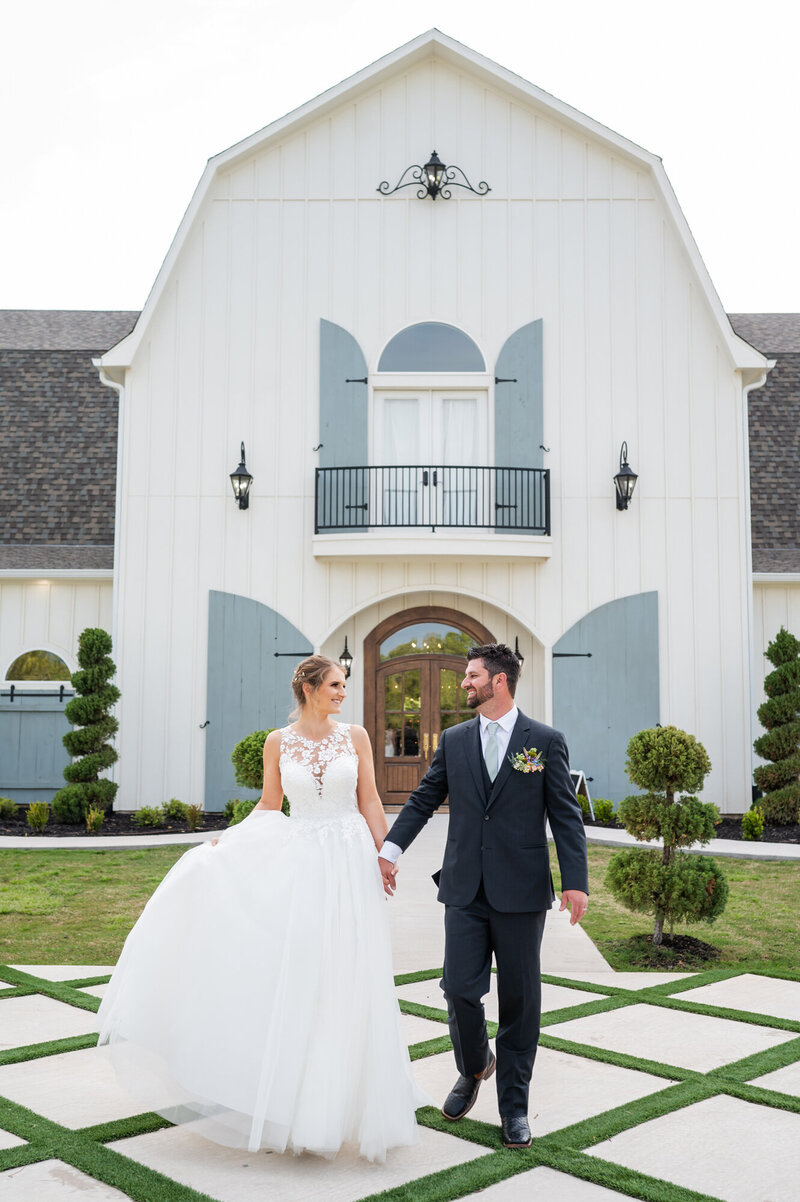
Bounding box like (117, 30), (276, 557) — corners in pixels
(279, 724), (359, 822)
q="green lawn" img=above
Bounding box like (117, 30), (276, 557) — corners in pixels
(559, 846), (800, 974)
(2, 843), (799, 971)
(0, 847), (186, 963)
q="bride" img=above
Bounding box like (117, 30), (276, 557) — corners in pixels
(95, 655), (425, 1162)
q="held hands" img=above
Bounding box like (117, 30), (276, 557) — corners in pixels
(560, 889), (589, 926)
(378, 856), (398, 897)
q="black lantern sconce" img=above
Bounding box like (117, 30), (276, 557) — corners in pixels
(514, 637), (525, 667)
(338, 637), (353, 679)
(614, 442), (638, 511)
(378, 150), (491, 201)
(229, 442), (253, 510)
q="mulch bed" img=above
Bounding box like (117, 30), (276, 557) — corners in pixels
(584, 816), (800, 845)
(0, 811), (227, 838)
(614, 933), (722, 969)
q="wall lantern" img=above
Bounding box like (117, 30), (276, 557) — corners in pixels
(378, 150), (491, 201)
(229, 442), (253, 510)
(614, 442), (638, 511)
(339, 636), (353, 679)
(514, 637), (525, 667)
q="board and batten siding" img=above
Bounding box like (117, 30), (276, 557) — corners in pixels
(0, 578), (111, 682)
(751, 581), (800, 771)
(109, 54), (754, 812)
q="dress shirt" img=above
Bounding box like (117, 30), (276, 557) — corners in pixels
(380, 705), (519, 864)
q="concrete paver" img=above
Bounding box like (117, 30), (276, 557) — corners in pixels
(670, 972), (800, 1021)
(0, 1046), (144, 1128)
(475, 1166), (639, 1200)
(585, 1094), (800, 1202)
(0, 1160), (131, 1200)
(750, 1060), (800, 1096)
(106, 1124), (489, 1202)
(412, 1046), (675, 1132)
(0, 1128), (26, 1150)
(550, 1002), (796, 1071)
(0, 994), (99, 1049)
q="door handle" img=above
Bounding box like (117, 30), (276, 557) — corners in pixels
(423, 732), (430, 758)
(432, 733), (439, 753)
(422, 470), (429, 486)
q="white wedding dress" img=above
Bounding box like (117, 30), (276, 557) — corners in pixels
(96, 724), (425, 1162)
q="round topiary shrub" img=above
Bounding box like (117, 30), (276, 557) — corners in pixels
(231, 731), (271, 790)
(605, 725), (726, 946)
(753, 627), (800, 825)
(230, 730), (289, 815)
(51, 628), (120, 822)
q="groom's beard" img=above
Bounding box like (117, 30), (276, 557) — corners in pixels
(465, 680), (495, 709)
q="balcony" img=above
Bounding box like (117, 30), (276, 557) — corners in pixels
(312, 466), (552, 562)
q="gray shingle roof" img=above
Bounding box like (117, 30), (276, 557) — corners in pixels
(728, 314), (800, 354)
(0, 310), (139, 351)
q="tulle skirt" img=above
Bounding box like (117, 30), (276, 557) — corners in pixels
(96, 809), (426, 1161)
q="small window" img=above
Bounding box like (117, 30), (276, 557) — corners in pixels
(6, 650), (71, 681)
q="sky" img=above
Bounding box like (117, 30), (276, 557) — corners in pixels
(2, 0), (797, 314)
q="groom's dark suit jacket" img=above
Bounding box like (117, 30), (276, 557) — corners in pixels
(387, 711), (588, 912)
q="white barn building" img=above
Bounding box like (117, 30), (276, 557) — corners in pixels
(3, 30), (796, 816)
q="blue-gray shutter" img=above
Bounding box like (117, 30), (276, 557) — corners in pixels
(0, 692), (73, 803)
(204, 591), (313, 810)
(493, 320), (545, 533)
(317, 319), (369, 531)
(552, 591), (660, 804)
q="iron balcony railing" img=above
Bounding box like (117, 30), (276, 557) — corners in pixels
(315, 466), (550, 535)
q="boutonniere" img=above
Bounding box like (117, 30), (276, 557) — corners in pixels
(509, 747), (545, 773)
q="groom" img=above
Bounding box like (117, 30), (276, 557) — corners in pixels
(379, 643), (589, 1149)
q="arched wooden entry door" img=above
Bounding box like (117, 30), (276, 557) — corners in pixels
(364, 607), (495, 806)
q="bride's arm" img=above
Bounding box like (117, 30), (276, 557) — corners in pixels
(254, 729), (285, 810)
(351, 725), (389, 850)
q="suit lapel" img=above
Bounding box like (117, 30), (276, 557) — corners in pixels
(464, 717), (488, 802)
(485, 712), (532, 812)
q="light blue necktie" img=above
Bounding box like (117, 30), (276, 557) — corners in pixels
(484, 721), (500, 781)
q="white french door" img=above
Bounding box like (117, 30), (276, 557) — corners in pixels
(372, 390), (487, 527)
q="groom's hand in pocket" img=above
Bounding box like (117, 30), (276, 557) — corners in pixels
(378, 857), (398, 896)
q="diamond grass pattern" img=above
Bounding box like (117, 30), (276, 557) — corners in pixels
(1, 963), (800, 1202)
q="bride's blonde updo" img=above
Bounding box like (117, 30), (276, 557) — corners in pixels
(290, 654), (341, 718)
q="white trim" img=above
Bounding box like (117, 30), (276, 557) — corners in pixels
(316, 583), (551, 654)
(0, 569), (113, 581)
(370, 372), (493, 389)
(98, 29), (767, 376)
(312, 532), (552, 561)
(752, 573), (800, 584)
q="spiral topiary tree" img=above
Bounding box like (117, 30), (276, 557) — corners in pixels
(605, 726), (728, 946)
(753, 626), (800, 825)
(51, 628), (120, 823)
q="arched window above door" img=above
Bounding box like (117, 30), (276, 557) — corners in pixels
(378, 323), (485, 372)
(6, 650), (71, 681)
(379, 621), (474, 661)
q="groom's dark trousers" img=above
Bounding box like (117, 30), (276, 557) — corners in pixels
(386, 711), (588, 1118)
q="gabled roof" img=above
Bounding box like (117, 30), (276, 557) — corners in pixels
(99, 29), (765, 378)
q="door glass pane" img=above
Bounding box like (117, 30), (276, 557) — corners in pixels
(403, 668), (421, 711)
(402, 713), (420, 757)
(385, 673), (403, 712)
(439, 667), (472, 731)
(383, 714), (402, 757)
(379, 396), (421, 524)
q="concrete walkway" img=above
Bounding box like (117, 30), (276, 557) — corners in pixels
(1, 815), (799, 1201)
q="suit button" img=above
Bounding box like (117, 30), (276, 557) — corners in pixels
(484, 815), (490, 822)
